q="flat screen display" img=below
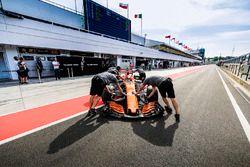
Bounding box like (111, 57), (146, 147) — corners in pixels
(86, 0), (131, 41)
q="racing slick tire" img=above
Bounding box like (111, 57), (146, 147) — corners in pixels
(155, 102), (165, 116)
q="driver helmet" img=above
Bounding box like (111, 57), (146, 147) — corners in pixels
(116, 66), (121, 72)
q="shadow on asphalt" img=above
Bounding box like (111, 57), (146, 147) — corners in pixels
(47, 109), (108, 154)
(47, 110), (178, 154)
(131, 114), (179, 146)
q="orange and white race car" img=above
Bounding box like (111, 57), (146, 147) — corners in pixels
(102, 69), (164, 118)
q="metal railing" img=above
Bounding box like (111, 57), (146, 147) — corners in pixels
(222, 53), (250, 81)
(223, 53), (250, 64)
(41, 0), (84, 15)
(223, 63), (250, 81)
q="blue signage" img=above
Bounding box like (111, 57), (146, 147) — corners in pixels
(86, 0), (131, 41)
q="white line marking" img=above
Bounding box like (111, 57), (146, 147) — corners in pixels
(219, 69), (250, 105)
(0, 105), (104, 146)
(217, 69), (250, 143)
(235, 87), (250, 105)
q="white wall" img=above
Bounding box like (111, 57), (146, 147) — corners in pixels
(132, 57), (136, 67)
(117, 56), (122, 67)
(0, 13), (199, 63)
(4, 45), (19, 80)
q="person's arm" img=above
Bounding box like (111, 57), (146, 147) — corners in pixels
(117, 75), (124, 81)
(137, 84), (146, 94)
(147, 86), (156, 98)
(116, 82), (124, 94)
(105, 85), (113, 94)
(23, 62), (27, 69)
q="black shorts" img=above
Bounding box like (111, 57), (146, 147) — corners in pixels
(139, 73), (146, 82)
(158, 78), (175, 98)
(19, 70), (28, 77)
(90, 76), (105, 96)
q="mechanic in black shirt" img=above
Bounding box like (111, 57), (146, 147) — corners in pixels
(108, 66), (121, 76)
(88, 71), (123, 116)
(138, 76), (180, 122)
(135, 67), (146, 82)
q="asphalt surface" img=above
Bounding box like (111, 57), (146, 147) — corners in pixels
(0, 65), (250, 167)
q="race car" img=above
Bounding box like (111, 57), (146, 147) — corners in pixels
(101, 69), (164, 118)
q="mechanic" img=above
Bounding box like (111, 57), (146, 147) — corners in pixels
(137, 76), (180, 122)
(135, 67), (146, 82)
(88, 71), (124, 116)
(107, 68), (124, 81)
